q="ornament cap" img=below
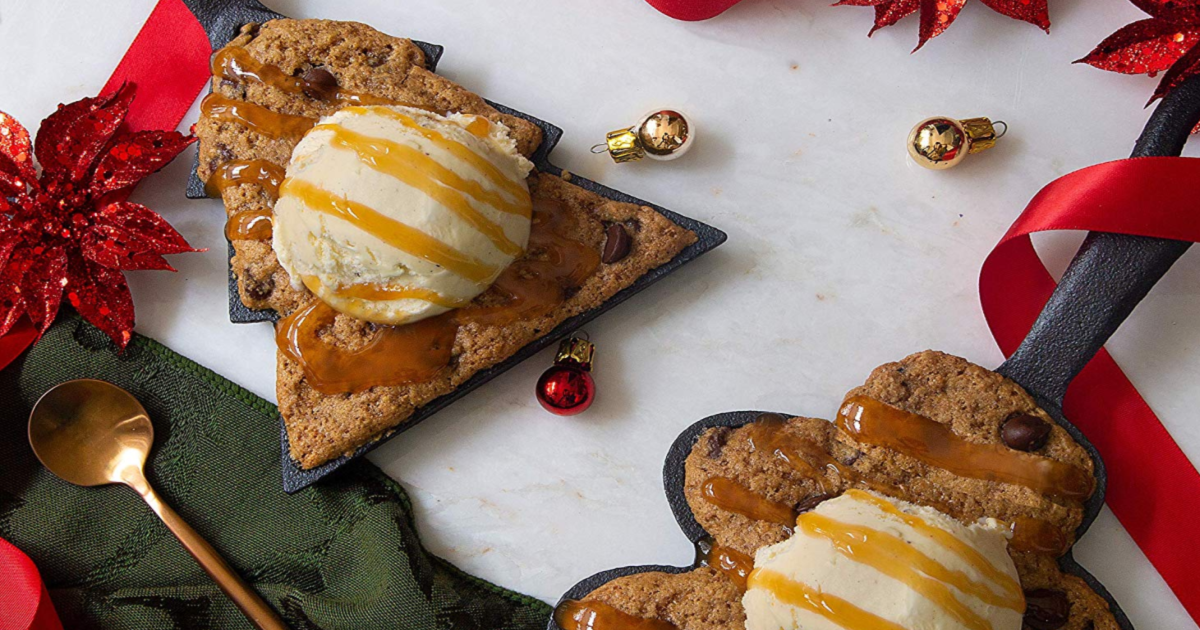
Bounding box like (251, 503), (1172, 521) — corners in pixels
(908, 116), (1005, 170)
(597, 128), (645, 163)
(555, 336), (595, 370)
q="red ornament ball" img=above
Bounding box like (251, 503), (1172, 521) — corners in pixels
(537, 336), (597, 416)
(536, 364), (595, 416)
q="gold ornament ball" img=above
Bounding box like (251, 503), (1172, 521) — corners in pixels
(908, 117), (968, 170)
(638, 110), (693, 160)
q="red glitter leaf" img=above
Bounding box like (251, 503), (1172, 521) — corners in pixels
(0, 152), (32, 199)
(65, 256), (135, 349)
(871, 0), (919, 34)
(1132, 0), (1200, 21)
(95, 201), (199, 256)
(979, 0), (1051, 31)
(0, 246), (29, 337)
(90, 130), (197, 195)
(35, 84), (135, 184)
(918, 0), (968, 49)
(1077, 18), (1200, 75)
(20, 246), (66, 332)
(0, 110), (35, 185)
(835, 0), (891, 6)
(1152, 37), (1200, 101)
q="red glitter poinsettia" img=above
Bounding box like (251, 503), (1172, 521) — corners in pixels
(1078, 0), (1200, 107)
(0, 84), (197, 349)
(837, 0), (1051, 50)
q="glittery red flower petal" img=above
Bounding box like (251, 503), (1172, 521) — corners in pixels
(834, 0), (891, 6)
(1078, 18), (1200, 75)
(91, 130), (197, 195)
(35, 83), (135, 184)
(1132, 0), (1200, 21)
(1152, 37), (1200, 101)
(65, 256), (135, 349)
(871, 0), (920, 35)
(0, 247), (29, 337)
(979, 0), (1050, 31)
(95, 201), (199, 256)
(0, 110), (35, 185)
(918, 0), (968, 49)
(81, 201), (200, 271)
(20, 246), (67, 332)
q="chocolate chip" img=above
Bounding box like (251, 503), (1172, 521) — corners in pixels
(243, 276), (275, 301)
(602, 223), (632, 264)
(1002, 413), (1052, 452)
(301, 67), (339, 100)
(706, 427), (732, 459)
(796, 493), (834, 515)
(1023, 589), (1071, 630)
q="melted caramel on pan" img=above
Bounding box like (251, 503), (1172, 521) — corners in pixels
(200, 93), (316, 140)
(700, 477), (796, 528)
(319, 279), (468, 310)
(275, 199), (599, 393)
(212, 46), (412, 107)
(224, 208), (273, 241)
(553, 600), (677, 630)
(205, 159), (285, 199)
(697, 538), (754, 590)
(837, 396), (1094, 500)
(1009, 516), (1069, 556)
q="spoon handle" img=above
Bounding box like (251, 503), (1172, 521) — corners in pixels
(126, 472), (290, 630)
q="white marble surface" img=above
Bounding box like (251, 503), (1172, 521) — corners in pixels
(2, 0), (1199, 627)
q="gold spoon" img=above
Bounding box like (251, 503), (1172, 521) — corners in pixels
(28, 379), (288, 630)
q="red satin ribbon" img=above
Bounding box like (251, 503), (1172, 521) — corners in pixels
(981, 156), (1200, 624)
(0, 538), (62, 630)
(0, 2), (211, 628)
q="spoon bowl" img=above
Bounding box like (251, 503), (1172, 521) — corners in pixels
(29, 379), (153, 487)
(28, 379), (289, 630)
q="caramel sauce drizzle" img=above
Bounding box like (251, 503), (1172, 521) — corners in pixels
(553, 600), (677, 630)
(463, 201), (600, 327)
(342, 106), (531, 211)
(465, 116), (491, 138)
(837, 396), (1095, 501)
(748, 569), (909, 630)
(697, 537), (754, 590)
(304, 276), (468, 310)
(205, 159), (285, 199)
(796, 512), (1016, 630)
(277, 300), (457, 395)
(316, 123), (527, 257)
(846, 490), (1025, 607)
(701, 477), (796, 528)
(224, 208), (273, 241)
(212, 47), (403, 107)
(1009, 516), (1069, 556)
(279, 178), (497, 284)
(200, 93), (316, 140)
(276, 199), (599, 394)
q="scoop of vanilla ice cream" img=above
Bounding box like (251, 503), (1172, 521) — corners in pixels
(743, 490), (1023, 630)
(272, 105), (533, 325)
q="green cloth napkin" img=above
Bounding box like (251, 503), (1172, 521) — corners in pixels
(0, 315), (551, 630)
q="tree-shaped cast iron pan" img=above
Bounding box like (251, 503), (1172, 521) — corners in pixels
(180, 0), (728, 493)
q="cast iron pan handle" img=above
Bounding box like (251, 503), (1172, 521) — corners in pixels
(997, 75), (1200, 407)
(183, 0), (284, 50)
